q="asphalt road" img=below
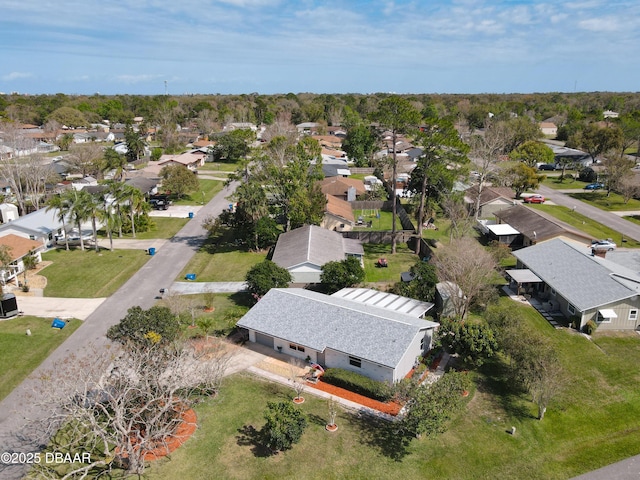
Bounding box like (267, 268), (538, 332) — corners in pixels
(0, 182), (237, 480)
(537, 184), (640, 242)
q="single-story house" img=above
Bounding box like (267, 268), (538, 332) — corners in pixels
(464, 186), (515, 219)
(271, 224), (364, 284)
(158, 150), (206, 171)
(321, 194), (355, 232)
(493, 205), (592, 247)
(0, 208), (66, 248)
(510, 238), (640, 331)
(549, 144), (594, 168)
(237, 288), (439, 383)
(0, 234), (43, 286)
(320, 177), (366, 201)
(125, 176), (159, 196)
(539, 122), (558, 136)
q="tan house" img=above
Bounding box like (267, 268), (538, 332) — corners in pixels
(539, 122), (558, 136)
(158, 150), (206, 171)
(320, 177), (366, 201)
(464, 186), (515, 219)
(321, 194), (355, 232)
(0, 234), (42, 286)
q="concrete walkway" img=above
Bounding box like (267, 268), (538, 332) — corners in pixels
(169, 281), (247, 294)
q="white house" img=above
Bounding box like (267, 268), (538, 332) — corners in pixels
(271, 225), (364, 284)
(237, 288), (439, 383)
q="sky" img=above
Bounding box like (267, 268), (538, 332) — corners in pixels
(1, 0), (639, 96)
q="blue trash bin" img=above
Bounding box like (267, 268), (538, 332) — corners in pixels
(188, 212), (194, 219)
(52, 318), (66, 329)
(149, 247), (156, 256)
(186, 273), (196, 281)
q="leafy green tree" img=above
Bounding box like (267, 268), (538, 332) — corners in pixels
(409, 118), (469, 250)
(47, 106), (87, 127)
(570, 123), (623, 164)
(320, 257), (365, 294)
(55, 132), (74, 151)
(502, 162), (544, 198)
(501, 116), (543, 153)
(107, 305), (181, 347)
(261, 401), (307, 452)
(45, 194), (72, 251)
(437, 318), (498, 368)
(102, 147), (128, 181)
(250, 216), (280, 250)
(402, 371), (470, 438)
(245, 260), (292, 300)
(151, 147), (163, 161)
(374, 96), (421, 253)
(342, 124), (378, 167)
(211, 129), (254, 163)
(509, 141), (554, 168)
(21, 250), (37, 286)
(160, 164), (200, 199)
(393, 260), (438, 302)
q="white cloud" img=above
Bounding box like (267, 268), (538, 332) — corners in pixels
(578, 17), (620, 32)
(2, 72), (33, 81)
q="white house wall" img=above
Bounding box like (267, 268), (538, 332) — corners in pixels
(289, 263), (323, 284)
(393, 330), (433, 382)
(324, 348), (394, 384)
(583, 298), (640, 331)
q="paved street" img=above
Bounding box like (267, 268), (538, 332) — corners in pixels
(0, 182), (237, 480)
(537, 184), (640, 242)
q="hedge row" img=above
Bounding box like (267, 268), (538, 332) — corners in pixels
(322, 368), (392, 402)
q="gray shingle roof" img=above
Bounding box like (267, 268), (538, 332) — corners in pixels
(512, 238), (638, 311)
(271, 225), (364, 269)
(237, 288), (438, 368)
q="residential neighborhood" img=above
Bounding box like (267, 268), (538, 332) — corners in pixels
(1, 91), (640, 480)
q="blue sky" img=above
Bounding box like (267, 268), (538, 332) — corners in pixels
(1, 0), (638, 95)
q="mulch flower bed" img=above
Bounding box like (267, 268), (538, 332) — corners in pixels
(142, 408), (197, 461)
(307, 379), (402, 416)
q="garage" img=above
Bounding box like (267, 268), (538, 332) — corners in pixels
(255, 332), (274, 348)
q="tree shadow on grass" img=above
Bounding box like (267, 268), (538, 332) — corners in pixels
(349, 413), (412, 462)
(235, 425), (272, 458)
(478, 359), (535, 420)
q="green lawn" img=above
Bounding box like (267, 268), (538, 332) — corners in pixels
(178, 228), (267, 282)
(363, 243), (419, 283)
(172, 179), (224, 206)
(541, 175), (587, 190)
(199, 161), (240, 173)
(146, 297), (640, 480)
(528, 204), (640, 248)
(0, 316), (81, 401)
(99, 217), (189, 240)
(567, 191), (640, 211)
(624, 215), (640, 226)
(40, 249), (151, 297)
(353, 209), (394, 230)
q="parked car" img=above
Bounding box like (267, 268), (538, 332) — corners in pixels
(591, 239), (617, 251)
(584, 182), (605, 190)
(538, 163), (557, 171)
(523, 194), (545, 204)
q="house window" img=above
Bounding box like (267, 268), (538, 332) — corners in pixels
(568, 304), (575, 315)
(550, 288), (556, 297)
(630, 309), (639, 321)
(420, 337), (425, 350)
(348, 356), (362, 368)
(289, 343), (305, 352)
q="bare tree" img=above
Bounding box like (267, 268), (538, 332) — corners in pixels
(432, 237), (498, 319)
(618, 173), (640, 204)
(468, 121), (509, 219)
(289, 360), (307, 402)
(29, 340), (230, 478)
(440, 193), (474, 242)
(67, 143), (104, 178)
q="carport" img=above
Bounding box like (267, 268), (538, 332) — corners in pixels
(506, 269), (543, 296)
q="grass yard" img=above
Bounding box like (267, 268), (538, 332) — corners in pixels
(353, 209), (394, 230)
(0, 316), (81, 401)
(40, 249), (150, 297)
(172, 179), (224, 206)
(541, 174), (585, 190)
(624, 215), (640, 226)
(178, 228), (267, 282)
(528, 204), (640, 248)
(147, 296), (640, 480)
(363, 243), (419, 283)
(99, 217), (189, 240)
(567, 191), (640, 211)
(199, 161), (240, 173)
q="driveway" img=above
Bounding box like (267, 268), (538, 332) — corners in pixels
(0, 182), (239, 480)
(11, 296), (107, 320)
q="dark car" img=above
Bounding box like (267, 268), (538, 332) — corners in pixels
(538, 163), (557, 171)
(584, 182), (604, 190)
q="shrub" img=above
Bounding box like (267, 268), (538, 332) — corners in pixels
(261, 401), (307, 452)
(322, 368), (392, 402)
(584, 319), (598, 335)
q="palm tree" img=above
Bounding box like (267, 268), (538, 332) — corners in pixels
(122, 185), (146, 238)
(45, 194), (72, 251)
(98, 191), (121, 252)
(63, 188), (93, 251)
(102, 147), (128, 182)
